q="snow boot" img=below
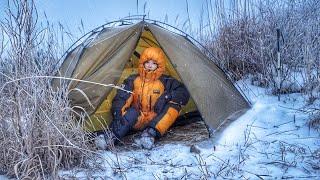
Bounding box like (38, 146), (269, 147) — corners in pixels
(134, 128), (157, 149)
(94, 131), (116, 150)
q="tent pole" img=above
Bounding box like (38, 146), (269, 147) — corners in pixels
(55, 17), (252, 105)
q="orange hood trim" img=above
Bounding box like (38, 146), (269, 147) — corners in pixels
(138, 47), (165, 81)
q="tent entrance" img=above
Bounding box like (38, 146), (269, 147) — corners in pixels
(84, 28), (199, 132)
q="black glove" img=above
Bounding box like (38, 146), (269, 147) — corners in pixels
(154, 92), (172, 114)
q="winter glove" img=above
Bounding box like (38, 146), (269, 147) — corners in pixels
(154, 92), (172, 114)
(134, 128), (157, 149)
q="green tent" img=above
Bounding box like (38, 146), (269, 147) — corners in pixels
(53, 20), (250, 133)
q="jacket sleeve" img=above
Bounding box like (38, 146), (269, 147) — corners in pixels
(148, 76), (190, 136)
(111, 75), (137, 119)
(160, 75), (190, 106)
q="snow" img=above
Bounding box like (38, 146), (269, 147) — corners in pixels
(0, 79), (314, 179)
(57, 79), (320, 179)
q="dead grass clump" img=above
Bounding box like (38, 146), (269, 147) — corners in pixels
(0, 0), (98, 178)
(308, 112), (320, 132)
(201, 0), (320, 97)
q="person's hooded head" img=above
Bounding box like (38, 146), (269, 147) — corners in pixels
(138, 47), (165, 81)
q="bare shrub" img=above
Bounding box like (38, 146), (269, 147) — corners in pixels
(0, 0), (97, 178)
(308, 109), (320, 132)
(202, 0), (320, 96)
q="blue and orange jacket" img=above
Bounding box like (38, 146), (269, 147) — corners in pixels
(111, 47), (190, 135)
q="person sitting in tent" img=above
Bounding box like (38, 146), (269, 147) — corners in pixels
(98, 47), (190, 149)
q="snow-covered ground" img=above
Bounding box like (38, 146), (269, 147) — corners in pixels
(56, 80), (320, 179)
(0, 80), (312, 180)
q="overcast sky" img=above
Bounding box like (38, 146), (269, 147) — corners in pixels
(0, 0), (207, 37)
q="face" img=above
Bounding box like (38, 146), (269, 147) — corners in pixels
(144, 60), (158, 71)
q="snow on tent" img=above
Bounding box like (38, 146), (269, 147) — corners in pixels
(52, 19), (251, 135)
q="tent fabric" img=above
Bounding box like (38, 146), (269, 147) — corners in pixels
(147, 24), (250, 129)
(83, 29), (198, 132)
(54, 21), (250, 131)
(53, 23), (143, 114)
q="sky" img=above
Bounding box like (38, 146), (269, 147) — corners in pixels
(0, 0), (207, 38)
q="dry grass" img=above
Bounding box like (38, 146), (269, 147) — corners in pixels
(115, 120), (209, 152)
(0, 0), (99, 178)
(0, 0), (319, 178)
(198, 0), (320, 97)
(308, 110), (320, 132)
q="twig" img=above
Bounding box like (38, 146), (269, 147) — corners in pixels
(266, 128), (299, 136)
(0, 75), (133, 94)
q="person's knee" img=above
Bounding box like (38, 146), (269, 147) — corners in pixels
(110, 107), (139, 139)
(123, 107), (139, 126)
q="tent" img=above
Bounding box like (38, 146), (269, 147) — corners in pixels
(53, 19), (250, 133)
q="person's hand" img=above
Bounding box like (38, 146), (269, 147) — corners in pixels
(122, 107), (139, 126)
(154, 92), (171, 114)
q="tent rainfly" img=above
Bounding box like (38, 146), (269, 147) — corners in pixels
(53, 20), (251, 133)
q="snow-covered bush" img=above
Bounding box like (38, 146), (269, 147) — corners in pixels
(308, 109), (320, 132)
(202, 0), (320, 97)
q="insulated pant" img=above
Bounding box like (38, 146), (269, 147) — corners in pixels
(110, 107), (139, 139)
(111, 103), (181, 139)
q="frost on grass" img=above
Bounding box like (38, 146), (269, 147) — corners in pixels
(0, 0), (99, 179)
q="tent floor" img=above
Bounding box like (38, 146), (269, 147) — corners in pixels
(114, 118), (209, 151)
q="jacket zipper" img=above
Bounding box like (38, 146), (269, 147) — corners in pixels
(138, 95), (142, 110)
(149, 95), (152, 112)
(139, 79), (145, 111)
